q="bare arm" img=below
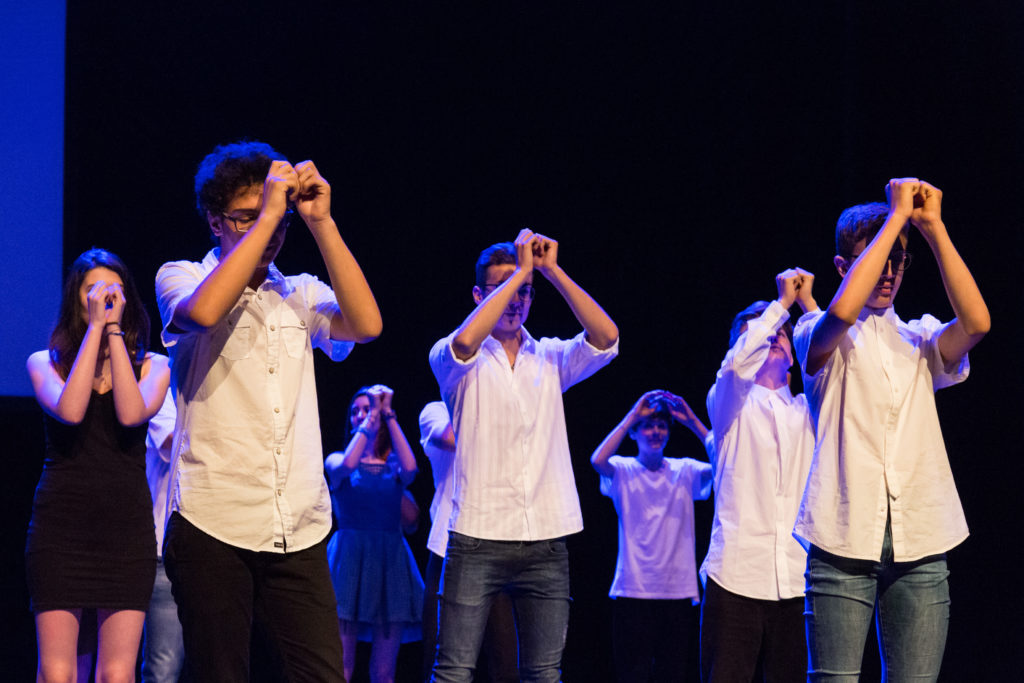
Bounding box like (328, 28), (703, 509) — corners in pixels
(293, 161), (382, 343)
(377, 387), (418, 486)
(451, 229), (536, 360)
(103, 284), (170, 426)
(591, 391), (658, 477)
(533, 234), (618, 350)
(325, 406), (380, 489)
(909, 183), (990, 363)
(28, 281), (111, 424)
(805, 178), (916, 375)
(663, 392), (711, 445)
(171, 160), (299, 332)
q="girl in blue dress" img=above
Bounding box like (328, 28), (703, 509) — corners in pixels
(325, 384), (424, 683)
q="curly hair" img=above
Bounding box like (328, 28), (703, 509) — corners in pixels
(49, 248), (149, 380)
(193, 140), (287, 218)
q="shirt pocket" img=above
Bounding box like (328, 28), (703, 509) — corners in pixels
(280, 310), (309, 358)
(219, 317), (253, 361)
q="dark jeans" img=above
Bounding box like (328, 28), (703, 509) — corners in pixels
(699, 578), (805, 683)
(163, 512), (345, 683)
(431, 532), (570, 683)
(612, 596), (697, 683)
(423, 551), (519, 683)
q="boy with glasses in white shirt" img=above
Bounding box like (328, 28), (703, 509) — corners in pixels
(794, 178), (990, 681)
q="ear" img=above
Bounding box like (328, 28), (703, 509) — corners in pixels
(833, 254), (847, 277)
(472, 286), (484, 305)
(207, 211), (223, 237)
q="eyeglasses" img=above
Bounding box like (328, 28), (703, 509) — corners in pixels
(848, 249), (913, 272)
(481, 283), (536, 301)
(220, 208), (294, 233)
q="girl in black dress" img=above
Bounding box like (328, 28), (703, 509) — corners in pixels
(26, 248), (170, 683)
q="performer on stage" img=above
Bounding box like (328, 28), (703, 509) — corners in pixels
(325, 384), (424, 683)
(418, 400), (519, 683)
(26, 248), (170, 683)
(428, 229), (618, 682)
(591, 390), (713, 683)
(795, 179), (990, 681)
(701, 269), (818, 683)
(155, 140), (379, 682)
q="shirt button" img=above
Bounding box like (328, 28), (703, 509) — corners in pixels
(269, 367), (275, 374)
(257, 294), (263, 300)
(277, 489), (282, 496)
(300, 320), (306, 327)
(270, 324), (276, 331)
(276, 448), (281, 455)
(274, 407), (281, 413)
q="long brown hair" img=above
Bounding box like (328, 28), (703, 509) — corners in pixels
(49, 248), (150, 380)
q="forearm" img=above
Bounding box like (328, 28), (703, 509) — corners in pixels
(451, 269), (530, 359)
(172, 221), (277, 330)
(543, 265), (618, 349)
(827, 214), (905, 323)
(107, 337), (150, 426)
(591, 415), (631, 475)
(926, 226), (991, 335)
(311, 218), (383, 342)
(386, 416), (419, 485)
(51, 327), (103, 423)
(325, 433), (367, 487)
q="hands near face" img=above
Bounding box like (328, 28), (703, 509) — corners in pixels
(261, 159), (333, 229)
(628, 390), (698, 428)
(86, 281), (125, 328)
(776, 268), (816, 312)
(513, 228), (559, 277)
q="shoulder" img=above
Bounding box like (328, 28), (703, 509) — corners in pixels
(142, 352), (171, 373)
(27, 349), (54, 374)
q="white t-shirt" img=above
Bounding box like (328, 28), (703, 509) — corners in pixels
(600, 455), (712, 601)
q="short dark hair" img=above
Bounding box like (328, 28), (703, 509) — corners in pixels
(728, 300), (793, 349)
(474, 242), (516, 288)
(835, 201), (895, 259)
(194, 140), (287, 218)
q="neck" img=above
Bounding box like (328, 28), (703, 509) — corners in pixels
(247, 267), (269, 291)
(754, 366), (788, 391)
(637, 450), (663, 470)
(491, 327), (523, 361)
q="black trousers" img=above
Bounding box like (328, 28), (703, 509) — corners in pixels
(699, 578), (805, 683)
(164, 512), (345, 683)
(421, 551), (519, 683)
(612, 596), (698, 683)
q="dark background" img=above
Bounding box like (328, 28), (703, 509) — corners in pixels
(3, 2), (1022, 680)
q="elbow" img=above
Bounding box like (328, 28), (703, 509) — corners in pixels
(826, 303), (859, 326)
(966, 314), (991, 337)
(354, 319), (383, 344)
(450, 335), (476, 361)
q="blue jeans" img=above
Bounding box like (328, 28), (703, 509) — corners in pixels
(805, 524), (950, 682)
(431, 532), (571, 683)
(142, 559), (185, 683)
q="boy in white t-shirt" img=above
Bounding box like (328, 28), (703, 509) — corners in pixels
(591, 390), (713, 682)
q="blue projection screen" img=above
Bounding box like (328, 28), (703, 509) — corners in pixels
(0, 3), (64, 396)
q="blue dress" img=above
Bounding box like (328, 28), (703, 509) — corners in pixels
(327, 455), (424, 642)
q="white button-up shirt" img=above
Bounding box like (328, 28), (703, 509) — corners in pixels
(419, 400), (455, 557)
(702, 301), (815, 600)
(156, 249), (353, 553)
(429, 328), (618, 541)
(793, 307), (969, 562)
